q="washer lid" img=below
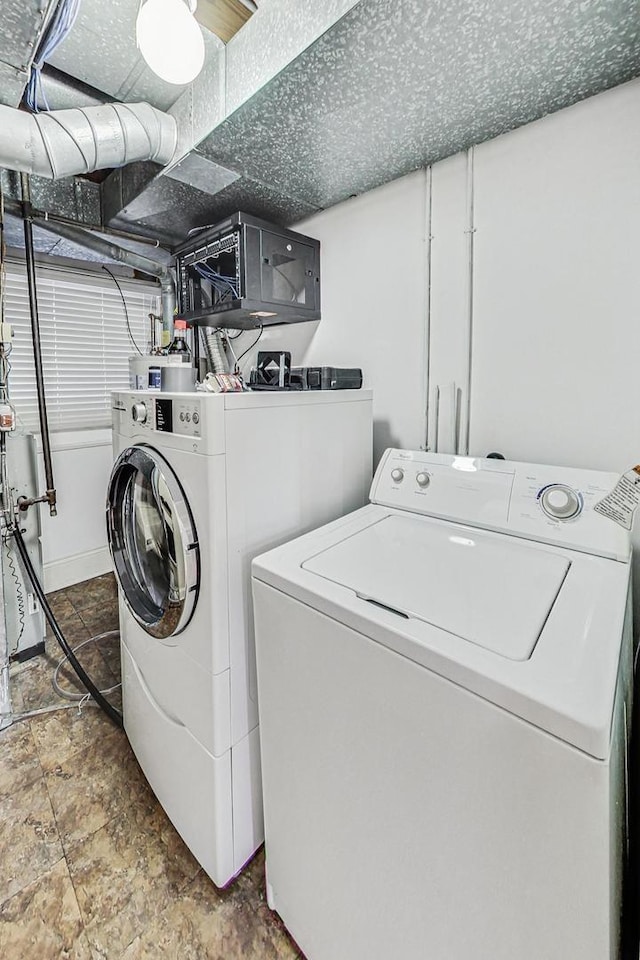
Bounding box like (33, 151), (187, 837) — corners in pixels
(302, 515), (570, 660)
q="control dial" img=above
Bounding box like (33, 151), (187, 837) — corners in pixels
(131, 402), (147, 424)
(390, 468), (404, 483)
(416, 472), (430, 488)
(539, 484), (582, 521)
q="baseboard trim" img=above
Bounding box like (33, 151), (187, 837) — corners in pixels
(44, 546), (112, 593)
(11, 640), (45, 663)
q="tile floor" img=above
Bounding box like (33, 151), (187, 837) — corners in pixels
(1, 574), (302, 959)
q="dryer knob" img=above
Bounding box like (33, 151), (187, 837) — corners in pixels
(540, 484), (581, 521)
(391, 468), (404, 483)
(131, 402), (147, 424)
(416, 472), (430, 488)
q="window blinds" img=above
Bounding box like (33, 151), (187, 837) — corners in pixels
(3, 259), (159, 431)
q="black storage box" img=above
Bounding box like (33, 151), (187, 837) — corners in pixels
(290, 367), (363, 390)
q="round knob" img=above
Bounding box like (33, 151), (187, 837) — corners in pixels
(416, 472), (430, 488)
(390, 468), (404, 483)
(131, 402), (147, 424)
(539, 484), (582, 521)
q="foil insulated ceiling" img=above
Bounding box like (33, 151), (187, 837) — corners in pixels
(103, 0), (640, 245)
(0, 0), (52, 107)
(1, 0), (640, 254)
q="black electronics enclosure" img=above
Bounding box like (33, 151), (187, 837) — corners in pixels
(174, 212), (321, 330)
(290, 367), (363, 390)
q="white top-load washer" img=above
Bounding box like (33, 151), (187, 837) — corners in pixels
(107, 388), (372, 887)
(252, 449), (633, 960)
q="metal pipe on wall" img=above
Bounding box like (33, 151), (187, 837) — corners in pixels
(20, 174), (57, 518)
(2, 197), (163, 248)
(160, 272), (176, 344)
(34, 216), (168, 277)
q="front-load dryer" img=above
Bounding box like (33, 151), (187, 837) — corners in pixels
(107, 388), (372, 886)
(252, 449), (633, 960)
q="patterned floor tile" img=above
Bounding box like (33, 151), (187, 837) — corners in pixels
(55, 640), (119, 700)
(0, 773), (63, 905)
(0, 859), (92, 960)
(30, 702), (115, 773)
(65, 792), (203, 958)
(11, 651), (78, 713)
(0, 721), (41, 799)
(120, 869), (300, 960)
(44, 728), (144, 846)
(66, 575), (118, 617)
(77, 606), (121, 639)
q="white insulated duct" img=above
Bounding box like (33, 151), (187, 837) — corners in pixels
(0, 102), (177, 179)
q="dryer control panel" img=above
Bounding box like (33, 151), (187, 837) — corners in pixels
(155, 397), (202, 438)
(370, 450), (630, 562)
(111, 392), (225, 455)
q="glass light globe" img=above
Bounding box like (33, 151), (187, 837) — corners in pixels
(136, 0), (205, 85)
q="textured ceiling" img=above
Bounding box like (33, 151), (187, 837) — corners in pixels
(103, 0), (640, 244)
(1, 0), (640, 255)
(197, 0), (640, 211)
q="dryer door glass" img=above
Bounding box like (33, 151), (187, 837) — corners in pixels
(107, 445), (199, 639)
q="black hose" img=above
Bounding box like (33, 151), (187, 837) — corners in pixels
(21, 173), (57, 517)
(12, 525), (123, 728)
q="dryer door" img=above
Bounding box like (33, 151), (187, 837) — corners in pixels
(107, 445), (199, 639)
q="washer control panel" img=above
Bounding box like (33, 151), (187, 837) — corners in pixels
(370, 449), (630, 561)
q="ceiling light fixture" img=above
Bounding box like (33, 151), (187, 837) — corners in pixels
(136, 0), (205, 85)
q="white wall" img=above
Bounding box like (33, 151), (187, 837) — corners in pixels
(37, 429), (113, 592)
(235, 169), (431, 465)
(428, 77), (640, 623)
(468, 78), (640, 470)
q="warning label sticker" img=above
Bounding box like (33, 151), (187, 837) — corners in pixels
(594, 466), (640, 530)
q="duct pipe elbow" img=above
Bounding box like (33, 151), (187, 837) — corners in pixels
(0, 102), (177, 179)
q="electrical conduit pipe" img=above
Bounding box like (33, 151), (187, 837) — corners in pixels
(33, 217), (177, 337)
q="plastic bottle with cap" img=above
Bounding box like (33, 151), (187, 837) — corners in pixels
(167, 319), (192, 361)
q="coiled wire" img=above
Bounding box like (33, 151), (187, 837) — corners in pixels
(2, 534), (25, 648)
